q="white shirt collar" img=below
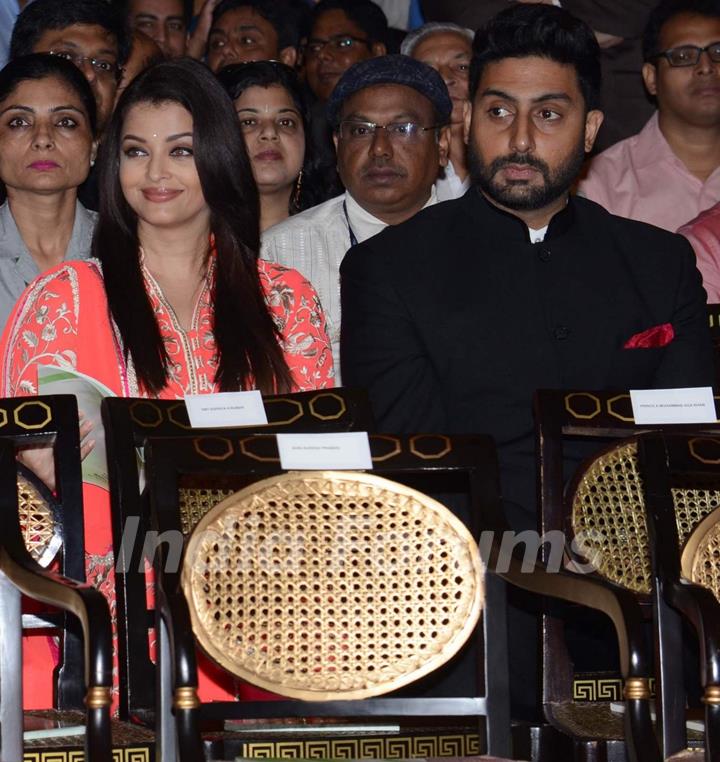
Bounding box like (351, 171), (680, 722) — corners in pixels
(344, 186), (438, 244)
(528, 224), (549, 243)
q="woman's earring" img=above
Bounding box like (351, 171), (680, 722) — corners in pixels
(292, 170), (303, 210)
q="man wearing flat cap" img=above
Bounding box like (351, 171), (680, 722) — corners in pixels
(262, 54), (451, 381)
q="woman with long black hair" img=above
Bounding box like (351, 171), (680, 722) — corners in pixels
(0, 57), (332, 708)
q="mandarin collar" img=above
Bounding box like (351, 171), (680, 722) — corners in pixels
(466, 185), (576, 242)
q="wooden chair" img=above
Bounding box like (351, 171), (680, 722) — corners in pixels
(102, 388), (376, 724)
(636, 432), (720, 761)
(0, 395), (113, 761)
(535, 389), (720, 760)
(144, 431), (659, 762)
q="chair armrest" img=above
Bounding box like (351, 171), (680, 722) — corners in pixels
(664, 579), (720, 688)
(485, 540), (661, 762)
(0, 550), (113, 761)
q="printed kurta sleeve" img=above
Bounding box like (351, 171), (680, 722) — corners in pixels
(261, 262), (335, 391)
(0, 265), (83, 397)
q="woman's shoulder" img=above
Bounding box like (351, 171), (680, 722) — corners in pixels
(258, 258), (314, 292)
(34, 258), (102, 284)
(6, 259), (105, 329)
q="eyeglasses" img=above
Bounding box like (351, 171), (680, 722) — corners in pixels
(48, 49), (121, 77)
(654, 41), (720, 67)
(337, 120), (442, 143)
(305, 35), (370, 57)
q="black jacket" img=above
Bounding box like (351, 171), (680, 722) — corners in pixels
(340, 189), (715, 527)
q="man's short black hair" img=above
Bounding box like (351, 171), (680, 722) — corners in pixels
(643, 0), (720, 61)
(310, 0), (388, 47)
(212, 0), (301, 50)
(10, 0), (130, 65)
(121, 0), (194, 27)
(469, 4), (601, 111)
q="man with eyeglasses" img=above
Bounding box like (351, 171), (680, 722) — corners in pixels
(579, 0), (720, 232)
(304, 0), (387, 105)
(10, 0), (128, 138)
(401, 22), (473, 201)
(262, 55), (450, 381)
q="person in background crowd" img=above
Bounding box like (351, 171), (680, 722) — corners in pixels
(10, 0), (129, 137)
(680, 200), (720, 303)
(263, 54), (450, 381)
(10, 0), (130, 211)
(114, 30), (163, 104)
(304, 0), (388, 105)
(340, 4), (713, 717)
(124, 0), (191, 57)
(0, 58), (332, 709)
(303, 0), (389, 202)
(0, 54), (97, 334)
(218, 61), (336, 232)
(420, 0), (656, 152)
(0, 0), (33, 70)
(206, 0), (299, 72)
(373, 0), (424, 31)
(579, 0), (720, 232)
(401, 22), (471, 200)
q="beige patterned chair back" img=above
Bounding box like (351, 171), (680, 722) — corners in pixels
(181, 470), (484, 700)
(569, 439), (720, 594)
(681, 506), (720, 603)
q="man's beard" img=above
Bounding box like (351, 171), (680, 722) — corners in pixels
(467, 136), (585, 212)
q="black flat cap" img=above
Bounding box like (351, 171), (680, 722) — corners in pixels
(326, 54), (452, 128)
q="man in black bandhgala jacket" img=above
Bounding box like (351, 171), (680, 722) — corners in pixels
(340, 2), (714, 717)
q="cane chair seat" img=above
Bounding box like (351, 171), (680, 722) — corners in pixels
(182, 470), (484, 701)
(17, 472), (60, 567)
(570, 440), (720, 594)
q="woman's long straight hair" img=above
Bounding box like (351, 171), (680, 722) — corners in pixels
(94, 58), (293, 395)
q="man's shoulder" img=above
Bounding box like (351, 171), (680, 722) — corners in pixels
(574, 195), (693, 257)
(263, 195), (345, 243)
(362, 194), (475, 248)
(679, 201), (720, 240)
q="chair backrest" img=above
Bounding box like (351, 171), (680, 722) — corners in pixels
(0, 395), (86, 709)
(535, 390), (720, 759)
(635, 432), (720, 759)
(182, 470), (484, 701)
(102, 389), (376, 721)
(145, 432), (512, 757)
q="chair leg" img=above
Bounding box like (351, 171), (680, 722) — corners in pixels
(157, 615), (178, 762)
(0, 571), (23, 762)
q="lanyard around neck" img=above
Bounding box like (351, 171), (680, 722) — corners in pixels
(342, 200), (359, 248)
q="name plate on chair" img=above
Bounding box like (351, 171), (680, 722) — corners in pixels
(277, 432), (373, 469)
(630, 386), (716, 424)
(185, 391), (268, 428)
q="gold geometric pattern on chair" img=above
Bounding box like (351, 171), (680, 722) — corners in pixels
(182, 471), (483, 700)
(18, 474), (60, 567)
(571, 441), (720, 594)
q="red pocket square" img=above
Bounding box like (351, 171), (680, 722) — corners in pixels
(623, 323), (675, 349)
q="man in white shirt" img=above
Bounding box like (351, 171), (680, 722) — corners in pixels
(261, 54), (451, 381)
